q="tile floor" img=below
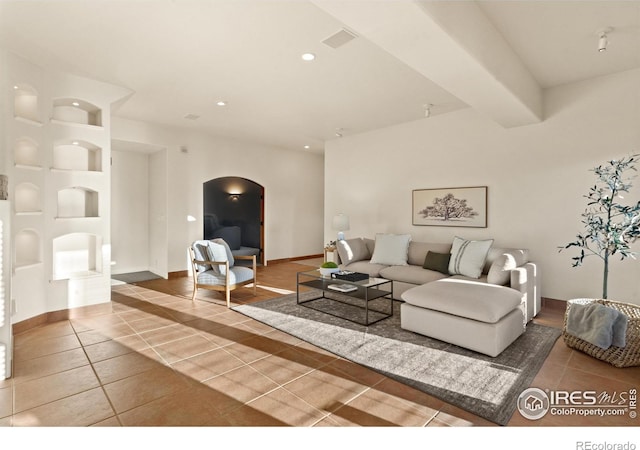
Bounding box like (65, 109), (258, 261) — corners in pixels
(0, 261), (638, 429)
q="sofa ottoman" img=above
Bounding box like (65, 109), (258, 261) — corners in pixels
(401, 279), (525, 357)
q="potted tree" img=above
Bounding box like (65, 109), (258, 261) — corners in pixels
(560, 154), (640, 299)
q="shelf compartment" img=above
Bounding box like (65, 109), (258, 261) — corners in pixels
(15, 229), (42, 268)
(13, 84), (40, 123)
(52, 233), (103, 281)
(57, 187), (99, 218)
(52, 98), (102, 127)
(14, 182), (42, 214)
(53, 140), (102, 172)
(14, 137), (41, 167)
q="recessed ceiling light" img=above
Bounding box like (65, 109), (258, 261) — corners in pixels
(301, 53), (315, 61)
(216, 101), (227, 107)
(13, 85), (19, 90)
(72, 101), (80, 107)
(304, 145), (310, 150)
(72, 141), (79, 145)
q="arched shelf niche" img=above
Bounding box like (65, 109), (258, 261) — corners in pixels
(13, 83), (40, 124)
(57, 187), (99, 218)
(15, 229), (42, 269)
(52, 233), (103, 280)
(14, 182), (41, 214)
(14, 137), (41, 168)
(53, 140), (102, 172)
(52, 98), (102, 127)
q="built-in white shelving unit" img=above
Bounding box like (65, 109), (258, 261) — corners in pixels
(4, 51), (130, 326)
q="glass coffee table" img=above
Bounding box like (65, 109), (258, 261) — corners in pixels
(296, 269), (393, 326)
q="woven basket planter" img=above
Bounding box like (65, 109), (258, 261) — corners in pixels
(563, 298), (640, 368)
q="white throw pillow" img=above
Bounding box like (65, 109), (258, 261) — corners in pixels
(206, 241), (230, 275)
(370, 233), (411, 266)
(487, 253), (517, 286)
(448, 236), (493, 278)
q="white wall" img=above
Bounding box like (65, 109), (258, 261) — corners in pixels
(111, 117), (325, 272)
(111, 149), (150, 274)
(325, 68), (640, 304)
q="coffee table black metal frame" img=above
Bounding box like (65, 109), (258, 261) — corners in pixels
(296, 269), (393, 326)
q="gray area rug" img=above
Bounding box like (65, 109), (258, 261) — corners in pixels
(233, 291), (562, 426)
(111, 271), (162, 284)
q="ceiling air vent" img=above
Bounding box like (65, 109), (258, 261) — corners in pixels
(322, 28), (357, 49)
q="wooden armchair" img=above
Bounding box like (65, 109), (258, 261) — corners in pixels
(189, 239), (257, 307)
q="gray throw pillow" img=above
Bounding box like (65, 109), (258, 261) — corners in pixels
(423, 251), (451, 274)
(336, 238), (370, 265)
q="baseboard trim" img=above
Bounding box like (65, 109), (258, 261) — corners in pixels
(168, 270), (188, 279)
(267, 254), (323, 265)
(542, 297), (567, 312)
(13, 302), (113, 336)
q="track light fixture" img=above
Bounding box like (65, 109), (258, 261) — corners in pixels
(597, 27), (612, 53)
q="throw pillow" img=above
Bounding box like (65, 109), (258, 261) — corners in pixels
(423, 251), (451, 274)
(370, 233), (411, 266)
(206, 241), (230, 275)
(448, 236), (493, 278)
(336, 238), (370, 265)
(212, 238), (235, 268)
(487, 253), (517, 285)
(193, 241), (212, 273)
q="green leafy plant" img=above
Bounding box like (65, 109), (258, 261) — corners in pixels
(560, 154), (640, 299)
(320, 261), (338, 269)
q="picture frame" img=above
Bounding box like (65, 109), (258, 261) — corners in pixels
(412, 186), (487, 228)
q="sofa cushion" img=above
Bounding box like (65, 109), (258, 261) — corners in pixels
(379, 264), (448, 285)
(487, 253), (517, 286)
(342, 261), (388, 278)
(370, 233), (411, 266)
(484, 247), (529, 273)
(448, 236), (493, 278)
(401, 279), (522, 324)
(336, 238), (371, 265)
(422, 251), (451, 274)
(212, 226), (242, 250)
(407, 241), (452, 266)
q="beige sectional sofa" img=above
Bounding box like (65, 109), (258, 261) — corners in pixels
(336, 234), (541, 356)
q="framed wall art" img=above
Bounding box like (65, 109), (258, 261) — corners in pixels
(412, 186), (487, 228)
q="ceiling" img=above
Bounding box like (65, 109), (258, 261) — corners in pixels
(1, 1), (638, 153)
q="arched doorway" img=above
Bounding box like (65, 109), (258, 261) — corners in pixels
(203, 177), (264, 265)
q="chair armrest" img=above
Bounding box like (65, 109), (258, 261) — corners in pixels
(234, 255), (256, 261)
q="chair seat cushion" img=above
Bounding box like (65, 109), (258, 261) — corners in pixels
(197, 266), (254, 285)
